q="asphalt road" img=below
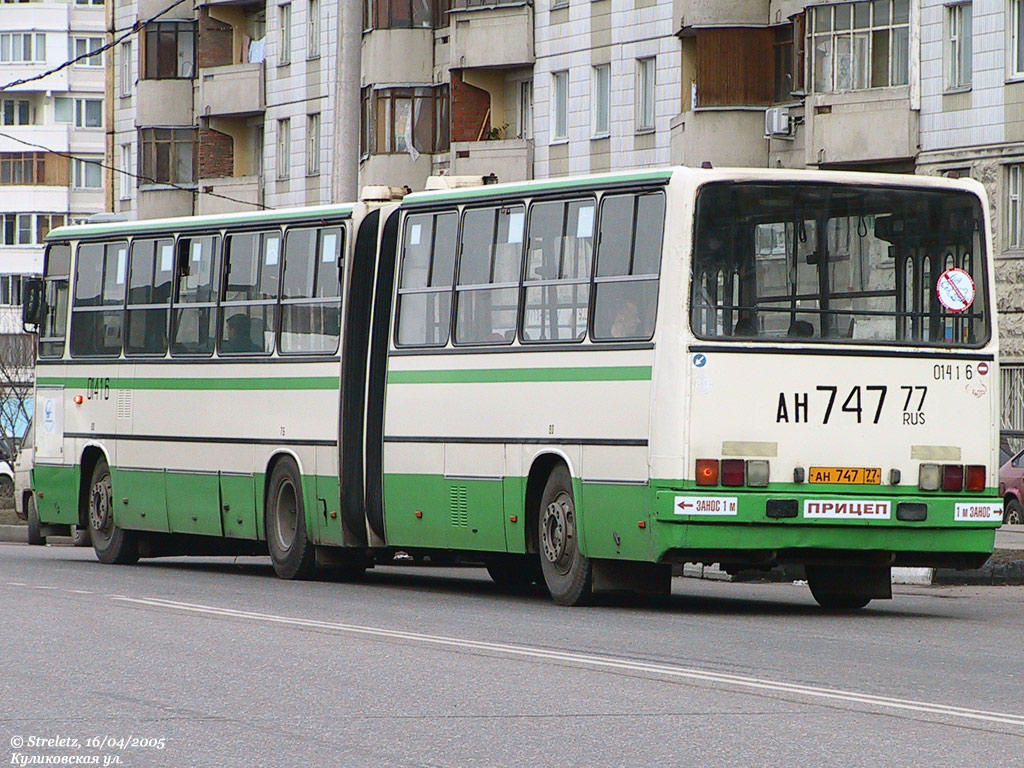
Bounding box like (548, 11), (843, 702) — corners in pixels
(0, 544), (1022, 767)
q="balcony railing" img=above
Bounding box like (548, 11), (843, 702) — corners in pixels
(197, 63), (265, 118)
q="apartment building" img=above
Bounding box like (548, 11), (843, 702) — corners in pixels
(0, 0), (106, 324)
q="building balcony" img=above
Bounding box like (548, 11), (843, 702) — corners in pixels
(362, 29), (434, 85)
(137, 186), (195, 220)
(449, 0), (533, 69)
(195, 175), (262, 216)
(197, 63), (265, 118)
(361, 153), (437, 193)
(0, 125), (70, 154)
(136, 80), (195, 127)
(807, 87), (917, 167)
(0, 186), (69, 213)
(450, 138), (532, 183)
(670, 108), (768, 168)
(676, 0), (768, 29)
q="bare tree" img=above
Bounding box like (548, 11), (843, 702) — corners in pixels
(0, 329), (35, 467)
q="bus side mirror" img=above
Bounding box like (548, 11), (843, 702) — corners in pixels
(21, 277), (44, 330)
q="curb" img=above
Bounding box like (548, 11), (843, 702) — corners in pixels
(0, 524), (27, 544)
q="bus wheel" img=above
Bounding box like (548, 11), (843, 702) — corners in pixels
(88, 459), (139, 565)
(1004, 498), (1022, 525)
(26, 495), (44, 546)
(805, 565), (879, 610)
(538, 466), (593, 606)
(265, 458), (316, 580)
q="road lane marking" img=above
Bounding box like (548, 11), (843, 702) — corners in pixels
(113, 595), (1024, 729)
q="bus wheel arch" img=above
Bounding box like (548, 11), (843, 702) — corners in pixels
(524, 452), (576, 555)
(78, 446), (108, 531)
(82, 451), (139, 565)
(263, 453), (316, 580)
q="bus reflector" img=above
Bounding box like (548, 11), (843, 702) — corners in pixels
(721, 459), (745, 487)
(965, 465), (985, 492)
(942, 464), (964, 492)
(696, 460), (719, 486)
(746, 460), (770, 487)
(919, 464), (941, 491)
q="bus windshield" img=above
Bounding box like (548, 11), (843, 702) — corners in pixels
(690, 182), (990, 347)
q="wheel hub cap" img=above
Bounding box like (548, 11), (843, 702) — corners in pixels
(541, 492), (575, 567)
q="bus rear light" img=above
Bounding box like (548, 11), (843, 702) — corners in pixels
(721, 459), (745, 487)
(746, 460), (770, 487)
(696, 459), (719, 486)
(965, 465), (985, 492)
(918, 464), (941, 491)
(942, 464), (964, 492)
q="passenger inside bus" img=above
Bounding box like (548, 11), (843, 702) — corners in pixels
(222, 313), (261, 353)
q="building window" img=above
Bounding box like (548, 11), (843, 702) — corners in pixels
(0, 153), (45, 185)
(307, 113), (320, 175)
(277, 118), (290, 179)
(54, 98), (102, 128)
(308, 0), (320, 58)
(279, 4), (291, 65)
(367, 86), (449, 155)
(1009, 164), (1024, 250)
(119, 144), (132, 200)
(138, 128), (196, 184)
(75, 0), (105, 5)
(636, 57), (655, 131)
(120, 41), (133, 97)
(0, 276), (24, 307)
(71, 36), (104, 67)
(551, 70), (568, 140)
(946, 3), (972, 91)
(1014, 0), (1024, 78)
(1, 214), (64, 246)
(0, 33), (46, 63)
(370, 0), (439, 30)
(592, 64), (610, 137)
(517, 79), (533, 139)
(810, 0), (909, 93)
(72, 157), (103, 189)
(1, 99), (33, 126)
(773, 17), (806, 101)
(143, 21), (196, 79)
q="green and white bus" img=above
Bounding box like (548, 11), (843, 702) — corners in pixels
(23, 167), (1002, 609)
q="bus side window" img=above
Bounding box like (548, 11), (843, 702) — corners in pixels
(592, 192), (664, 341)
(39, 243), (71, 358)
(521, 198), (593, 343)
(219, 231), (280, 355)
(69, 241), (126, 358)
(125, 238), (172, 357)
(171, 235), (219, 357)
(454, 204), (524, 345)
(396, 211), (458, 347)
(279, 226), (344, 355)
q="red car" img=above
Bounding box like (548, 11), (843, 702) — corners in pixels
(998, 445), (1024, 525)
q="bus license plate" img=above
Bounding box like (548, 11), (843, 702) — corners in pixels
(808, 467), (882, 485)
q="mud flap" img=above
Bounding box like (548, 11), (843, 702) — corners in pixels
(592, 560), (672, 595)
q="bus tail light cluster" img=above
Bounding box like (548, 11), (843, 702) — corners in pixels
(918, 464), (985, 492)
(696, 459), (769, 488)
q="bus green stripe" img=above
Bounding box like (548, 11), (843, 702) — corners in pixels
(36, 376), (339, 391)
(386, 366), (652, 384)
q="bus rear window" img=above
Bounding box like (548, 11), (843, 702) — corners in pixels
(690, 182), (990, 347)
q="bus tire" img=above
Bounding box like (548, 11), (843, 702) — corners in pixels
(26, 495), (44, 546)
(805, 565), (879, 610)
(88, 458), (139, 565)
(265, 458), (316, 580)
(538, 465), (593, 606)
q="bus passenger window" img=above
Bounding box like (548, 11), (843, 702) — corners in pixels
(125, 239), (173, 356)
(219, 231), (280, 355)
(592, 192), (664, 341)
(280, 226), (344, 355)
(171, 235), (219, 356)
(39, 243), (71, 358)
(521, 198), (593, 343)
(454, 205), (524, 345)
(70, 241), (127, 357)
(396, 211), (457, 346)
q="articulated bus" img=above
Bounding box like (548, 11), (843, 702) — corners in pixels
(22, 167), (1002, 609)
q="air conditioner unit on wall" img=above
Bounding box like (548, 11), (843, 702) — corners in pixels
(764, 107), (791, 138)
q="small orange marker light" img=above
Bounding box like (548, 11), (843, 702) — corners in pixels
(509, 515), (518, 523)
(414, 510), (423, 519)
(637, 521), (646, 529)
(73, 395), (84, 405)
